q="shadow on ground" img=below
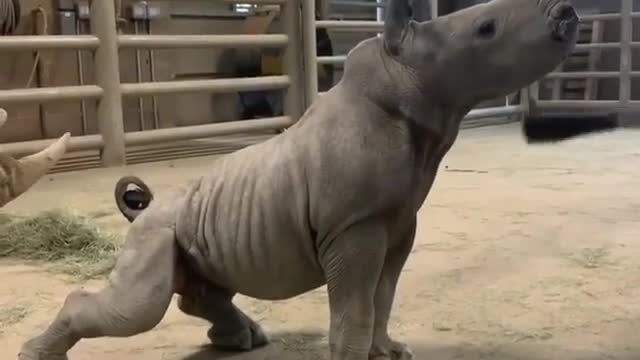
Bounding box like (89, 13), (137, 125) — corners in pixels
(176, 330), (640, 360)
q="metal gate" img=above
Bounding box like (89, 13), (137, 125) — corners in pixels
(0, 0), (635, 170)
(0, 0), (303, 167)
(530, 0), (637, 114)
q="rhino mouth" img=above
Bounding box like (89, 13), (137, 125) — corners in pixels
(549, 2), (579, 43)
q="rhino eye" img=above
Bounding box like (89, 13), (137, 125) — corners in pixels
(476, 19), (497, 39)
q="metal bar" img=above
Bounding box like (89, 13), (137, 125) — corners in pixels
(316, 20), (384, 31)
(303, 0), (319, 106)
(146, 19), (160, 129)
(535, 100), (624, 109)
(561, 42), (640, 50)
(283, 0), (305, 122)
(0, 35), (100, 50)
(124, 117), (292, 147)
(117, 34), (289, 49)
(331, 1), (386, 8)
(575, 42), (623, 50)
(376, 0), (384, 37)
(0, 135), (103, 157)
(579, 12), (640, 21)
(544, 71), (640, 79)
(620, 0), (633, 105)
(545, 71), (620, 79)
(464, 105), (526, 120)
(0, 85), (103, 104)
(430, 0), (438, 17)
(120, 76), (291, 97)
(134, 21), (146, 131)
(75, 18), (88, 135)
(91, 0), (126, 166)
(220, 0), (287, 4)
(520, 87), (531, 116)
(318, 55), (346, 65)
(319, 0), (330, 20)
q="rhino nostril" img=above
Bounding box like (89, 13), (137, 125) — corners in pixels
(550, 3), (578, 43)
(555, 4), (577, 22)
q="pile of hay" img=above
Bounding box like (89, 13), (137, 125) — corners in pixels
(0, 209), (119, 279)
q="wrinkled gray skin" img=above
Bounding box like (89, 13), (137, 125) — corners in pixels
(0, 109), (71, 208)
(18, 0), (578, 359)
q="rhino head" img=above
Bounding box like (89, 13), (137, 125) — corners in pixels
(346, 0), (579, 130)
(0, 108), (71, 207)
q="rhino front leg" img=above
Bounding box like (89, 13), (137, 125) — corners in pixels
(176, 273), (268, 351)
(18, 216), (177, 360)
(322, 223), (388, 360)
(370, 219), (416, 360)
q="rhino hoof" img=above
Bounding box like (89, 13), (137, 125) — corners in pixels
(207, 322), (269, 352)
(17, 338), (69, 360)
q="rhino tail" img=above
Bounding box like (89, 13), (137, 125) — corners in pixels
(114, 175), (154, 223)
(0, 132), (71, 207)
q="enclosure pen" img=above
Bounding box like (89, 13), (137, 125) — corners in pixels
(0, 0), (637, 167)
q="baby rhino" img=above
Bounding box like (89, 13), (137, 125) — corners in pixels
(19, 0), (578, 359)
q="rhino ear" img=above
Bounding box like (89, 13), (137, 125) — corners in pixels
(384, 0), (432, 55)
(410, 0), (432, 22)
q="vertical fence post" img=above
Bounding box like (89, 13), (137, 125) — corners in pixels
(283, 0), (305, 122)
(526, 82), (539, 115)
(620, 0), (632, 105)
(376, 0), (385, 37)
(90, 0), (126, 167)
(302, 0), (318, 107)
(430, 0), (438, 17)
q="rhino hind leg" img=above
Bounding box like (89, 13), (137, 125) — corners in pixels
(18, 217), (177, 360)
(176, 269), (269, 351)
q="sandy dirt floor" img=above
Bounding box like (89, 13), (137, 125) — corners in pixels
(1, 122), (640, 360)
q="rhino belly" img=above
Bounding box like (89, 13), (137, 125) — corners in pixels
(194, 231), (326, 301)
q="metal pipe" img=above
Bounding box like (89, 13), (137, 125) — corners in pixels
(575, 42), (622, 50)
(376, 0), (384, 37)
(145, 18), (160, 129)
(117, 34), (289, 49)
(0, 85), (103, 104)
(120, 75), (291, 97)
(0, 35), (100, 50)
(331, 1), (386, 8)
(316, 20), (384, 30)
(220, 0), (287, 4)
(133, 20), (146, 131)
(545, 71), (621, 79)
(303, 0), (318, 106)
(124, 116), (292, 147)
(620, 0), (633, 105)
(0, 134), (103, 157)
(579, 12), (640, 22)
(535, 100), (625, 109)
(464, 105), (526, 120)
(319, 0), (330, 20)
(0, 117), (292, 158)
(520, 86), (530, 116)
(317, 55), (346, 64)
(75, 18), (88, 135)
(90, 0), (126, 166)
(283, 0), (305, 121)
